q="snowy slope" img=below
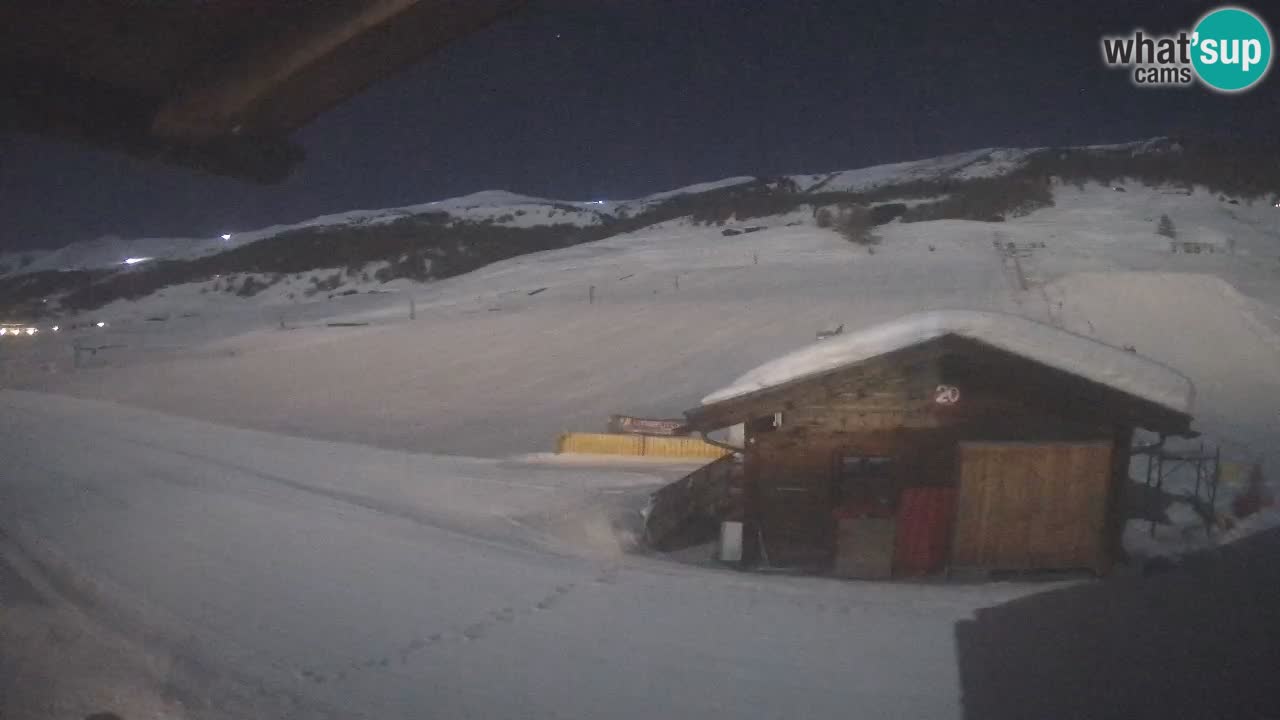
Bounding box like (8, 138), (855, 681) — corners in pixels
(0, 192), (608, 276)
(606, 176), (760, 216)
(22, 182), (1279, 470)
(3, 178), (787, 277)
(0, 233), (235, 274)
(4, 141), (1277, 478)
(792, 147), (1029, 193)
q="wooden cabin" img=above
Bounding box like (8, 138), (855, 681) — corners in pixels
(682, 311), (1195, 578)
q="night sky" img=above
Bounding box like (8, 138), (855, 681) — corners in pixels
(2, 0), (1276, 251)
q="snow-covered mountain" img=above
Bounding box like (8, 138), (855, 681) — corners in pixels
(0, 190), (613, 277)
(0, 137), (1195, 281)
(13, 134), (1262, 322)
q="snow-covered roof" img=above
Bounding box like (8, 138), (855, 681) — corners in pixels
(700, 310), (1194, 414)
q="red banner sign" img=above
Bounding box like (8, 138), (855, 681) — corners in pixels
(608, 415), (688, 436)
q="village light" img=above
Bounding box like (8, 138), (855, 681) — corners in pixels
(96, 321), (106, 328)
(51, 325), (59, 332)
(25, 327), (36, 335)
(123, 257), (152, 265)
(221, 233), (232, 240)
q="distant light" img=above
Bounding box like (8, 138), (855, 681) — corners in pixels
(25, 327), (36, 335)
(221, 234), (232, 241)
(123, 257), (152, 265)
(0, 329), (6, 336)
(96, 321), (106, 328)
(590, 200), (607, 205)
(51, 325), (59, 332)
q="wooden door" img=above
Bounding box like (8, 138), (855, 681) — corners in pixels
(952, 442), (1113, 573)
(756, 477), (830, 566)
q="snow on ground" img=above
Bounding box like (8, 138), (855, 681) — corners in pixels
(0, 538), (185, 720)
(0, 389), (1045, 720)
(700, 309), (1193, 411)
(0, 390), (665, 558)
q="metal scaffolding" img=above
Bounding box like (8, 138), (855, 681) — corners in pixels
(1132, 435), (1222, 536)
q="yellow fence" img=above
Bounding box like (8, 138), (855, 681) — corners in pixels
(556, 432), (729, 460)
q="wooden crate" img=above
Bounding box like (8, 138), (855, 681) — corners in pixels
(952, 441), (1113, 573)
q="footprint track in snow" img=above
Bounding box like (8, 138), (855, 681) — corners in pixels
(315, 580), (593, 680)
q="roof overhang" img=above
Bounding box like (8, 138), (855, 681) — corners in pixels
(686, 332), (1195, 437)
(0, 0), (525, 182)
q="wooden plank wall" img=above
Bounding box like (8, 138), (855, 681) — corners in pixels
(744, 350), (941, 565)
(951, 442), (1114, 573)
